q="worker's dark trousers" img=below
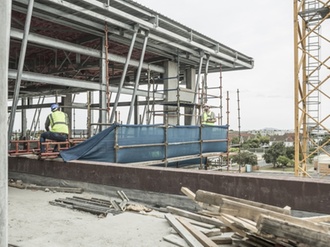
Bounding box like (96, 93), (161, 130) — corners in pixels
(40, 131), (68, 153)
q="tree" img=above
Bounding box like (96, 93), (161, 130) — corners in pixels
(319, 135), (330, 146)
(285, 146), (295, 160)
(263, 142), (286, 167)
(231, 151), (258, 166)
(231, 136), (240, 146)
(277, 155), (293, 167)
(242, 138), (260, 149)
(259, 136), (270, 146)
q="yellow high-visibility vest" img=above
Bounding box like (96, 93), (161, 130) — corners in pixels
(49, 111), (69, 134)
(202, 112), (215, 125)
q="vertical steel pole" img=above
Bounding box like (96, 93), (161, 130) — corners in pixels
(226, 91), (230, 171)
(0, 1), (11, 246)
(219, 65), (223, 125)
(193, 55), (204, 124)
(110, 29), (138, 123)
(127, 32), (149, 124)
(294, 0), (299, 176)
(204, 55), (210, 103)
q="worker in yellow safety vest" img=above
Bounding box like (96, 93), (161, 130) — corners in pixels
(39, 103), (69, 153)
(201, 104), (216, 125)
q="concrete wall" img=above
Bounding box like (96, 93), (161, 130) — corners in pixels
(8, 156), (330, 214)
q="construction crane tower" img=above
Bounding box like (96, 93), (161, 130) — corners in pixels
(294, 0), (330, 176)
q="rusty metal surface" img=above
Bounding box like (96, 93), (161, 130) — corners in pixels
(8, 156), (330, 214)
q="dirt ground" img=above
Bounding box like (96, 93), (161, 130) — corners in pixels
(8, 186), (176, 247)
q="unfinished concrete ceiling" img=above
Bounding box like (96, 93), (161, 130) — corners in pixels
(9, 0), (254, 99)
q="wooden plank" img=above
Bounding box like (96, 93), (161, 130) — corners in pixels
(181, 187), (196, 200)
(303, 215), (330, 223)
(200, 228), (222, 237)
(257, 214), (330, 247)
(181, 187), (204, 208)
(200, 203), (220, 213)
(167, 206), (224, 227)
(245, 234), (276, 247)
(221, 213), (258, 233)
(163, 234), (189, 247)
(237, 216), (257, 228)
(176, 216), (218, 247)
(209, 232), (233, 244)
(187, 219), (216, 229)
(215, 214), (247, 237)
(165, 214), (204, 247)
(195, 190), (291, 215)
(219, 198), (330, 233)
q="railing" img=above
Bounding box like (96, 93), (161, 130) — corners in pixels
(9, 139), (85, 159)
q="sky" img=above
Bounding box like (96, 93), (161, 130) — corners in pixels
(135, 0), (294, 131)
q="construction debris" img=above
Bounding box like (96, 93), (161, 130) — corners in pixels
(49, 192), (152, 217)
(8, 179), (83, 194)
(162, 187), (330, 247)
(15, 182), (330, 246)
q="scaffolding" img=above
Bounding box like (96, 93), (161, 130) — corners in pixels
(7, 0), (254, 167)
(294, 0), (330, 176)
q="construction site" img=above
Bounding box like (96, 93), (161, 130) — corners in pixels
(2, 0), (330, 246)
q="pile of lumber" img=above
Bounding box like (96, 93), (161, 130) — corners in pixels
(163, 187), (330, 247)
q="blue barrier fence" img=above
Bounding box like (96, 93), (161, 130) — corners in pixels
(60, 124), (228, 166)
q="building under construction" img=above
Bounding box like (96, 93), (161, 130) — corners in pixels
(8, 0), (253, 135)
(4, 2), (330, 244)
(7, 0), (255, 168)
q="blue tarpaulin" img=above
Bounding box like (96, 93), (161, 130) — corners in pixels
(60, 124), (228, 164)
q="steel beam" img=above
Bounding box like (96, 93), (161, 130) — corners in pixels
(8, 69), (165, 99)
(10, 28), (165, 74)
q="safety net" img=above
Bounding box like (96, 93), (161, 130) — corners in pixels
(60, 124), (228, 165)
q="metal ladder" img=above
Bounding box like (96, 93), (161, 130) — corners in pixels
(304, 0), (321, 134)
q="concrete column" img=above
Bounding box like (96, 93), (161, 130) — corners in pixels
(164, 60), (178, 125)
(0, 1), (11, 246)
(185, 67), (196, 125)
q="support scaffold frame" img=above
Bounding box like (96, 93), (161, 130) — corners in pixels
(294, 0), (330, 176)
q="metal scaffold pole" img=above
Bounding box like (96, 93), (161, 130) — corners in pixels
(219, 65), (223, 125)
(0, 1), (11, 246)
(237, 89), (241, 173)
(226, 91), (230, 171)
(104, 23), (110, 124)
